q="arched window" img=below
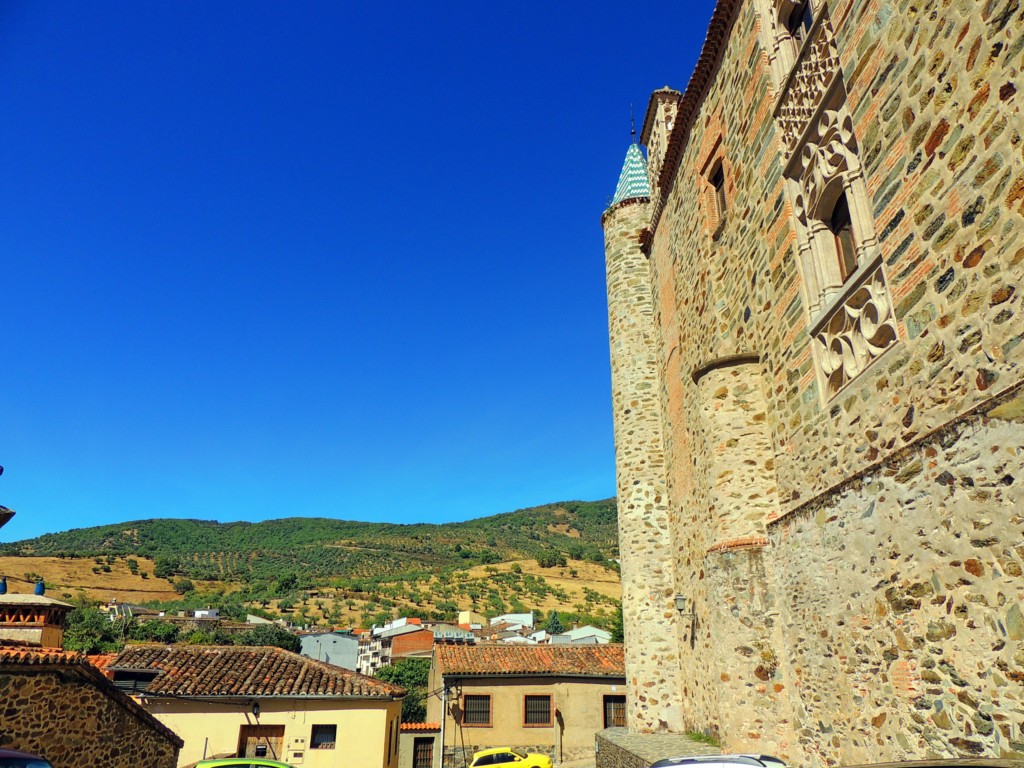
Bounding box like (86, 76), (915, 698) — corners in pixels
(829, 192), (857, 281)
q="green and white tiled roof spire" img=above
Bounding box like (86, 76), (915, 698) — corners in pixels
(610, 142), (651, 206)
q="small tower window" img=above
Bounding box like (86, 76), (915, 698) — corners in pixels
(786, 0), (814, 51)
(829, 192), (857, 282)
(711, 163), (727, 220)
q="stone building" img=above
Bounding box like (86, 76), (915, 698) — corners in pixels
(0, 506), (182, 768)
(601, 0), (1023, 766)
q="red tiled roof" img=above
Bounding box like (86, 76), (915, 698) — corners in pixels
(0, 646), (183, 747)
(108, 645), (406, 699)
(435, 644), (625, 678)
(400, 722), (440, 732)
(0, 647), (87, 665)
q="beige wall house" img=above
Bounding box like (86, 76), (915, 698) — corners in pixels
(107, 645), (406, 768)
(398, 723), (442, 768)
(427, 644), (626, 766)
(601, 0), (1024, 765)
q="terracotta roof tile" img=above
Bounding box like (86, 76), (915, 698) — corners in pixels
(108, 644), (406, 699)
(435, 644), (625, 677)
(0, 646), (87, 665)
(400, 722), (441, 732)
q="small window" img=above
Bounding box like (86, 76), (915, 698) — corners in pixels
(603, 695), (627, 728)
(524, 694), (553, 726)
(462, 694), (492, 726)
(786, 0), (814, 49)
(413, 738), (434, 768)
(311, 724), (337, 749)
(711, 164), (727, 221)
(829, 193), (857, 281)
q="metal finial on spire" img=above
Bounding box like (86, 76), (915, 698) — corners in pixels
(630, 104), (636, 142)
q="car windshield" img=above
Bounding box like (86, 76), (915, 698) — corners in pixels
(0, 759), (55, 768)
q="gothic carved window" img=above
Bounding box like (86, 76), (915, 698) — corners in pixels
(785, 89), (898, 399)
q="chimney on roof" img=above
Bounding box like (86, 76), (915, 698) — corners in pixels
(0, 591), (75, 650)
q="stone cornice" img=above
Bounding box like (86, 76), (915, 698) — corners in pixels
(600, 196), (650, 228)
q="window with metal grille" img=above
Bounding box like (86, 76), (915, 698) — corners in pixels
(523, 694), (552, 726)
(603, 695), (627, 728)
(311, 724), (337, 749)
(462, 694), (491, 726)
(413, 738), (434, 768)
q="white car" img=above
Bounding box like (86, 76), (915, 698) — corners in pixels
(651, 756), (786, 768)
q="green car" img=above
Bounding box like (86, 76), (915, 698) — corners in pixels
(196, 759), (295, 768)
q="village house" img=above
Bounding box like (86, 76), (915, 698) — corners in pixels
(299, 629), (360, 670)
(0, 508), (182, 768)
(427, 643), (626, 767)
(398, 723), (442, 768)
(601, 0), (1024, 765)
(106, 644), (406, 768)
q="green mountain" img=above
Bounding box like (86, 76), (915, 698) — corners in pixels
(2, 499), (618, 584)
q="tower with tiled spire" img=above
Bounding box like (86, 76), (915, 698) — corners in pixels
(600, 134), (683, 732)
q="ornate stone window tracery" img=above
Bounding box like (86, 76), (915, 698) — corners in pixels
(753, 0), (899, 399)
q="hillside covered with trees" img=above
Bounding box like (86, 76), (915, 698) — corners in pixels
(1, 499), (621, 631)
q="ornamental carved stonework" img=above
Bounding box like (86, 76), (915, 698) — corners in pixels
(791, 107), (860, 224)
(814, 266), (898, 396)
(776, 9), (840, 153)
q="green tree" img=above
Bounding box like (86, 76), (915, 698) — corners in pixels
(374, 658), (430, 723)
(609, 604), (624, 643)
(64, 607), (124, 653)
(129, 619), (180, 643)
(238, 624), (301, 653)
(544, 611), (565, 635)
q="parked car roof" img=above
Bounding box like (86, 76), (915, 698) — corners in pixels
(650, 756), (786, 768)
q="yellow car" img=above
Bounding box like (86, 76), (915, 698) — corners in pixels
(468, 748), (553, 768)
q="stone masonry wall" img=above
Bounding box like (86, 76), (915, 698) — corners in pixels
(604, 0), (1024, 763)
(641, 0), (796, 748)
(766, 0), (1024, 516)
(0, 668), (180, 768)
(603, 197), (684, 732)
(771, 402), (1024, 765)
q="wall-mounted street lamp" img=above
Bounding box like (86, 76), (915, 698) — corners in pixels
(674, 595), (696, 619)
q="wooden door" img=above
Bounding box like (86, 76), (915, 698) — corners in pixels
(238, 725), (285, 760)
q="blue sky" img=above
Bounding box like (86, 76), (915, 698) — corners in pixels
(0, 1), (715, 540)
